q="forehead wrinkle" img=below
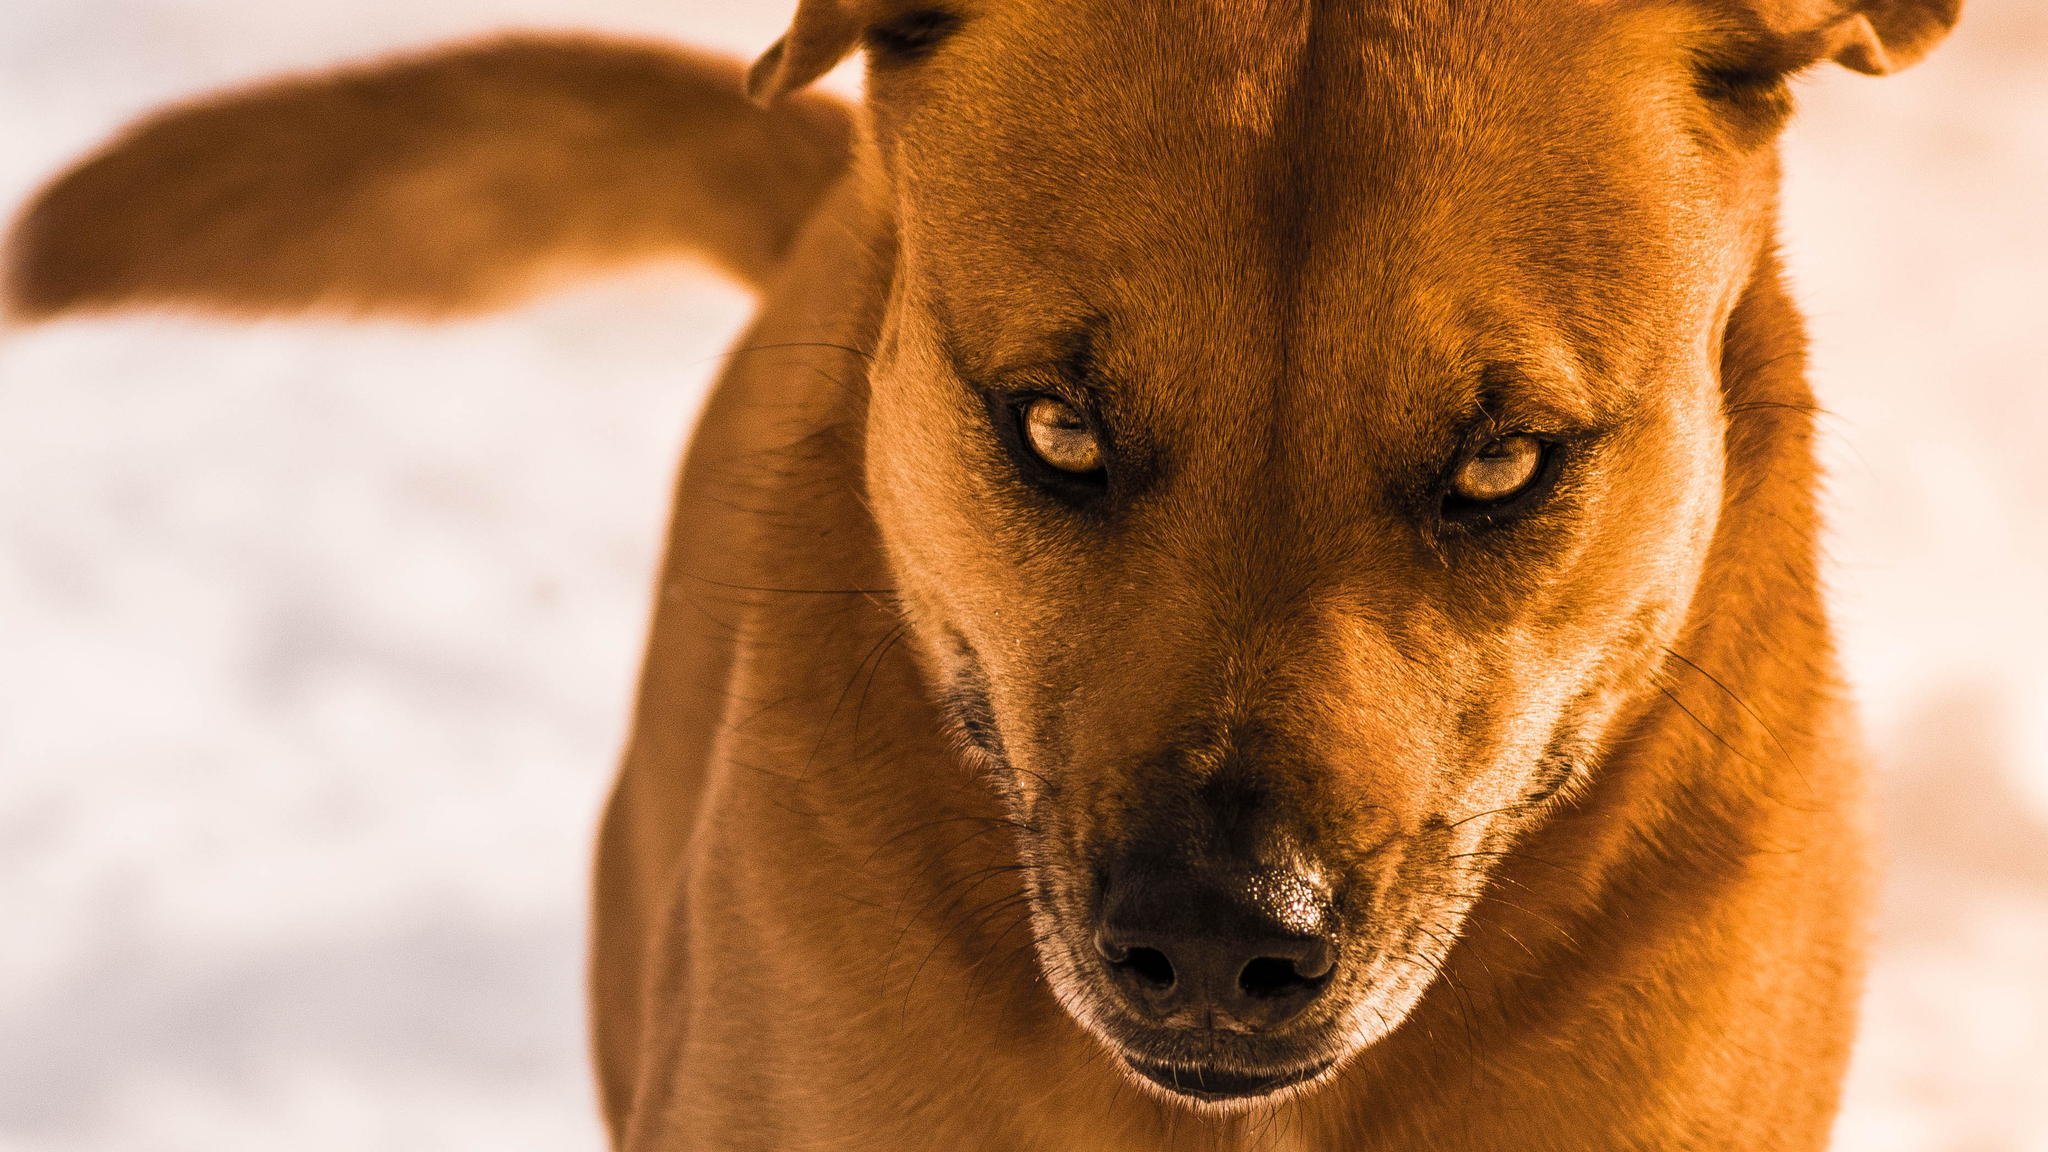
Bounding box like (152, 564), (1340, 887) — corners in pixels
(1356, 4), (1716, 339)
(902, 0), (1342, 388)
(1276, 1), (1704, 444)
(1234, 0), (1374, 520)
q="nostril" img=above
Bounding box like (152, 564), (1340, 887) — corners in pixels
(1118, 945), (1176, 990)
(1237, 954), (1326, 1000)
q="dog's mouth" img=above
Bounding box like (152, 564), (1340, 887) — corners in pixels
(1120, 1054), (1337, 1103)
(1026, 863), (1471, 1110)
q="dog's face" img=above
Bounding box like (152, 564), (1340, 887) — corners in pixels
(759, 0), (1954, 1110)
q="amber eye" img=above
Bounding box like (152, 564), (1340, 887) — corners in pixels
(1449, 434), (1546, 505)
(1020, 396), (1104, 475)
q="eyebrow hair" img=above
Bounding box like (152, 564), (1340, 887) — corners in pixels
(953, 315), (1113, 398)
(1468, 354), (1606, 431)
(1052, 321), (1104, 388)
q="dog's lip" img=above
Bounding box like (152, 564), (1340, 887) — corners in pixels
(1121, 1055), (1335, 1102)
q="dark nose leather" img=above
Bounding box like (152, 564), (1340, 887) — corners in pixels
(1094, 863), (1336, 1031)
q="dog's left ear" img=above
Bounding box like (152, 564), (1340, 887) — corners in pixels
(748, 0), (862, 102)
(1731, 0), (1961, 76)
(748, 0), (961, 103)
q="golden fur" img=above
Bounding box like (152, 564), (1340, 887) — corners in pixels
(5, 1), (1961, 1148)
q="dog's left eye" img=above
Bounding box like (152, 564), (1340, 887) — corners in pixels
(1446, 434), (1551, 512)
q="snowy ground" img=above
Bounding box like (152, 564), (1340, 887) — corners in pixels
(2, 3), (2043, 1150)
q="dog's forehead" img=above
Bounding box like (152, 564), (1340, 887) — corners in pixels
(899, 0), (1722, 410)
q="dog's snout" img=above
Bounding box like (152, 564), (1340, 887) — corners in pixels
(1094, 864), (1336, 1031)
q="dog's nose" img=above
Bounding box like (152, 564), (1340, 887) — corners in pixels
(1094, 864), (1336, 1031)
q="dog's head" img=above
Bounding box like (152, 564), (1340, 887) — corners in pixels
(756, 0), (1955, 1109)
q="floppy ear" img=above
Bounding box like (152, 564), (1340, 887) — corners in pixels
(1732, 0), (1962, 76)
(1823, 0), (1961, 75)
(747, 0), (961, 103)
(748, 0), (867, 103)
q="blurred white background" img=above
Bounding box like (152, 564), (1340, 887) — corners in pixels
(1, 2), (2043, 1150)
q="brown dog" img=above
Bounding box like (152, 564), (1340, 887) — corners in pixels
(6, 1), (1962, 1147)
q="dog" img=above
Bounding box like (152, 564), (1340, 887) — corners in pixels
(5, 0), (1962, 1147)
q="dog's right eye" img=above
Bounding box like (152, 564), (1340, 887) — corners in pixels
(1021, 397), (1104, 474)
(985, 393), (1111, 504)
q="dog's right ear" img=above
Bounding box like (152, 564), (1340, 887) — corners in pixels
(748, 0), (864, 103)
(747, 0), (962, 103)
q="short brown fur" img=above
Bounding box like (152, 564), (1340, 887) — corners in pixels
(5, 1), (1961, 1148)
